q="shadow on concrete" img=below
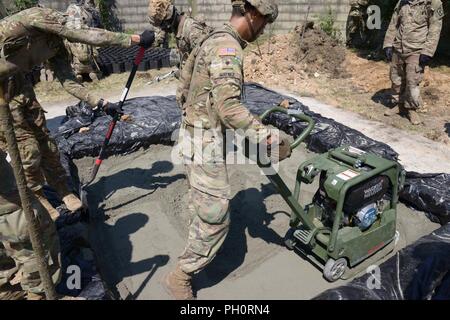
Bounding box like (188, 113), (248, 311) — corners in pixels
(193, 182), (288, 293)
(84, 161), (182, 299)
(87, 160), (184, 214)
(93, 211), (170, 299)
(92, 212), (169, 299)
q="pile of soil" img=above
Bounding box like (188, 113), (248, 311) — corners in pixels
(244, 22), (347, 88)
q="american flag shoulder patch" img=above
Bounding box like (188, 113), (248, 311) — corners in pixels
(218, 47), (236, 56)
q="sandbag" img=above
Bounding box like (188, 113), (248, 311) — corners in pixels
(313, 223), (450, 300)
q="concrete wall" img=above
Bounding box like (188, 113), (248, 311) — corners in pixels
(37, 0), (352, 35)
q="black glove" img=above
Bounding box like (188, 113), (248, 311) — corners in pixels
(103, 102), (123, 118)
(419, 54), (432, 67)
(139, 30), (155, 49)
(384, 47), (393, 62)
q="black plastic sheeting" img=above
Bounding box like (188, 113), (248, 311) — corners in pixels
(314, 223), (450, 300)
(43, 186), (110, 300)
(400, 172), (450, 225)
(52, 83), (449, 223)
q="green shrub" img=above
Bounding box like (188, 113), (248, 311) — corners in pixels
(318, 7), (339, 39)
(13, 0), (37, 11)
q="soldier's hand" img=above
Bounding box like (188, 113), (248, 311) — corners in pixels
(139, 30), (156, 49)
(384, 47), (393, 62)
(419, 54), (432, 68)
(103, 102), (123, 118)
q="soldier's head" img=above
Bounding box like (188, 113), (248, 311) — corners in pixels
(148, 0), (180, 32)
(230, 0), (278, 42)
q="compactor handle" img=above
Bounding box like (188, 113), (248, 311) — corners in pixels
(260, 107), (315, 149)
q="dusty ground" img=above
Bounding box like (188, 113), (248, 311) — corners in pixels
(73, 145), (439, 300)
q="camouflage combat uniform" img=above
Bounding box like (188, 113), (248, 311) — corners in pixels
(0, 7), (132, 196)
(147, 0), (211, 105)
(383, 0), (444, 111)
(64, 3), (101, 81)
(177, 23), (269, 274)
(0, 150), (61, 295)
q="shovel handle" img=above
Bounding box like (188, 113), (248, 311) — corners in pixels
(260, 107), (315, 149)
(86, 46), (146, 185)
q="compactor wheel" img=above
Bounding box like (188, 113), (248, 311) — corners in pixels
(323, 258), (348, 282)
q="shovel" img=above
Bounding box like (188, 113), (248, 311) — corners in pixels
(79, 46), (146, 208)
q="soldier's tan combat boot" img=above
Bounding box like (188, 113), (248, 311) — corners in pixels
(384, 106), (400, 116)
(163, 265), (194, 300)
(407, 110), (422, 125)
(26, 291), (45, 300)
(89, 72), (99, 82)
(34, 190), (59, 221)
(62, 193), (83, 212)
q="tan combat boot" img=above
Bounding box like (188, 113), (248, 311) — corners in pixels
(384, 105), (400, 116)
(26, 291), (45, 300)
(163, 265), (194, 300)
(407, 110), (422, 125)
(62, 193), (83, 212)
(89, 72), (99, 82)
(34, 189), (59, 221)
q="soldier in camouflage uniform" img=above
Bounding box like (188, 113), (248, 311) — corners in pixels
(64, 0), (102, 82)
(0, 7), (154, 218)
(162, 0), (292, 300)
(383, 0), (444, 124)
(347, 0), (370, 47)
(0, 150), (61, 300)
(147, 0), (213, 106)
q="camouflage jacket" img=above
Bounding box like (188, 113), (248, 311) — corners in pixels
(0, 7), (132, 106)
(383, 0), (444, 57)
(175, 13), (212, 68)
(184, 23), (268, 143)
(64, 4), (99, 67)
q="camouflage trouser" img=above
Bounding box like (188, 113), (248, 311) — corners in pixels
(177, 124), (231, 274)
(390, 52), (425, 110)
(0, 156), (61, 294)
(0, 75), (70, 194)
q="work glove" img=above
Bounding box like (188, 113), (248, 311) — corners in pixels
(384, 47), (393, 62)
(103, 102), (123, 118)
(419, 54), (432, 68)
(139, 30), (155, 49)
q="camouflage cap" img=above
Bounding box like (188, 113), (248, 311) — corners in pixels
(232, 0), (278, 23)
(148, 0), (174, 26)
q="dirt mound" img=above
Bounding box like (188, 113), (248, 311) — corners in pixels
(244, 22), (347, 87)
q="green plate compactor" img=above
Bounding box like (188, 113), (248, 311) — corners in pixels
(260, 107), (405, 282)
